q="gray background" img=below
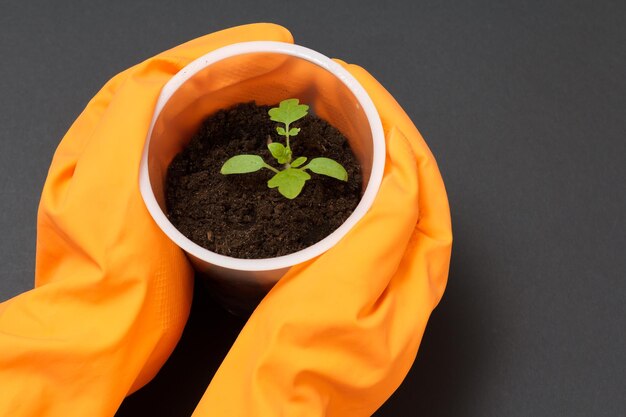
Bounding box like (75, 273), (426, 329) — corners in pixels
(1, 0), (625, 416)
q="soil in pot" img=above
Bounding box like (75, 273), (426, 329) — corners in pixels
(165, 102), (363, 259)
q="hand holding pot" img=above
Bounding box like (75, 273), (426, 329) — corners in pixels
(0, 24), (294, 416)
(190, 59), (453, 416)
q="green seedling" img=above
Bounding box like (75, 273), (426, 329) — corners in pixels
(220, 99), (348, 199)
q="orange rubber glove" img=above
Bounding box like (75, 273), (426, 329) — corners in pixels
(191, 61), (452, 416)
(0, 23), (294, 416)
(0, 23), (452, 417)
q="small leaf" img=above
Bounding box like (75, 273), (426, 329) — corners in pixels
(268, 142), (286, 160)
(288, 127), (300, 136)
(278, 148), (292, 164)
(291, 156), (307, 167)
(268, 98), (309, 126)
(276, 126), (286, 136)
(305, 158), (348, 181)
(221, 155), (266, 174)
(267, 168), (311, 199)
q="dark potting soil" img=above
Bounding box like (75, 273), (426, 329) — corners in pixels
(165, 102), (363, 259)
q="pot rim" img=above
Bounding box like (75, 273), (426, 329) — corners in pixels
(139, 41), (385, 272)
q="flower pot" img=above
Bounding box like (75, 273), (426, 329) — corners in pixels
(139, 41), (385, 314)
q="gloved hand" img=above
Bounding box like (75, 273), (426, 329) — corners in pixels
(190, 60), (452, 416)
(0, 23), (452, 417)
(0, 23), (294, 416)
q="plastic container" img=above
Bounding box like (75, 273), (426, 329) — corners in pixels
(139, 41), (385, 314)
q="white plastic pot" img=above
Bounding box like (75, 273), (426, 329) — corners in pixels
(139, 41), (385, 313)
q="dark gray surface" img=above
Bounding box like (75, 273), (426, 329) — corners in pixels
(1, 1), (625, 416)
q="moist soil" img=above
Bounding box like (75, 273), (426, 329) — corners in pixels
(165, 102), (362, 259)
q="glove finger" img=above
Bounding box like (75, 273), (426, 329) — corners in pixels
(337, 60), (452, 305)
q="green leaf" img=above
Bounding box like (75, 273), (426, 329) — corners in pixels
(291, 156), (307, 167)
(268, 98), (309, 126)
(268, 142), (286, 160)
(268, 143), (292, 164)
(288, 127), (301, 136)
(305, 157), (348, 181)
(279, 149), (292, 164)
(221, 155), (266, 174)
(267, 168), (311, 199)
(276, 126), (286, 136)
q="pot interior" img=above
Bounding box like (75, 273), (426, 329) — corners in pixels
(146, 52), (375, 212)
